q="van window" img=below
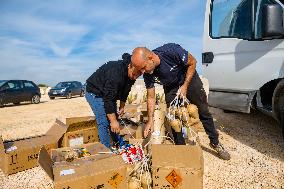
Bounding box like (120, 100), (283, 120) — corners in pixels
(211, 0), (253, 40)
(255, 0), (284, 39)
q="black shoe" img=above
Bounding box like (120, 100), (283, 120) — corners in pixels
(210, 143), (231, 160)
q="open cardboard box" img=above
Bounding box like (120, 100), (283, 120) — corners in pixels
(0, 119), (68, 175)
(152, 143), (204, 189)
(59, 116), (99, 147)
(39, 142), (129, 189)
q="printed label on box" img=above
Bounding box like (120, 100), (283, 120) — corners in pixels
(60, 169), (75, 176)
(166, 169), (182, 188)
(69, 137), (84, 147)
(6, 146), (17, 152)
(108, 172), (123, 188)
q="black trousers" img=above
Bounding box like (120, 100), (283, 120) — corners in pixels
(164, 72), (219, 145)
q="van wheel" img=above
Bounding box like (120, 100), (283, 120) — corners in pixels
(66, 92), (72, 99)
(49, 97), (55, 100)
(31, 95), (40, 104)
(278, 95), (284, 139)
(272, 80), (284, 139)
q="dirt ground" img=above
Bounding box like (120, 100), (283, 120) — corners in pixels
(0, 95), (283, 189)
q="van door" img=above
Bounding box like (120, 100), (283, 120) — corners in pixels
(203, 0), (284, 112)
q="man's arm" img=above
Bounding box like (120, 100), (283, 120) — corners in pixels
(107, 113), (121, 133)
(179, 53), (197, 97)
(144, 87), (156, 137)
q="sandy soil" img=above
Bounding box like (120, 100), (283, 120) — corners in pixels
(0, 95), (283, 189)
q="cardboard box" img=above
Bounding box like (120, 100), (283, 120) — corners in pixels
(0, 119), (68, 175)
(39, 142), (129, 189)
(59, 116), (99, 147)
(152, 144), (204, 189)
(119, 119), (145, 141)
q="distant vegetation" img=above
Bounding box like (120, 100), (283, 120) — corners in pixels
(38, 84), (49, 87)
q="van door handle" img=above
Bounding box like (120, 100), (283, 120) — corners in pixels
(202, 52), (214, 64)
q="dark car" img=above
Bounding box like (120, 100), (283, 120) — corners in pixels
(0, 80), (41, 107)
(48, 81), (84, 100)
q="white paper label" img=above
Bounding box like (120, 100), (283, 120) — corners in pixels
(69, 137), (84, 147)
(60, 169), (75, 176)
(6, 146), (17, 152)
(152, 130), (161, 136)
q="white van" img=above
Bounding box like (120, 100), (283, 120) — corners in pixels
(202, 0), (284, 135)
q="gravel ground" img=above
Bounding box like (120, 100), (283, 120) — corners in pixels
(0, 95), (283, 189)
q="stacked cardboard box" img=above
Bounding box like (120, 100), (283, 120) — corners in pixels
(151, 143), (204, 189)
(59, 116), (99, 148)
(0, 119), (68, 175)
(39, 142), (129, 189)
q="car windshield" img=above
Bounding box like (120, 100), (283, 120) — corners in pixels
(55, 82), (72, 88)
(0, 80), (7, 87)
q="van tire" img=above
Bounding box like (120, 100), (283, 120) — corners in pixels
(272, 79), (284, 139)
(281, 107), (284, 139)
(273, 80), (284, 121)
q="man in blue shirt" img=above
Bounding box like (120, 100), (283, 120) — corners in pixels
(131, 43), (230, 160)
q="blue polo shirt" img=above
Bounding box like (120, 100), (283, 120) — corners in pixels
(143, 43), (189, 88)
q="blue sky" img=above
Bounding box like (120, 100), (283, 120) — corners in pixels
(0, 0), (206, 86)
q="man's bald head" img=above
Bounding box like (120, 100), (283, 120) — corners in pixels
(131, 47), (150, 68)
(131, 47), (158, 74)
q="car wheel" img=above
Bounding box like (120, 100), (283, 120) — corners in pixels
(49, 97), (55, 100)
(80, 91), (84, 97)
(31, 94), (40, 104)
(13, 102), (20, 105)
(66, 92), (72, 99)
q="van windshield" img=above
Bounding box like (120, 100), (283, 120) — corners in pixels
(55, 82), (72, 88)
(0, 80), (7, 87)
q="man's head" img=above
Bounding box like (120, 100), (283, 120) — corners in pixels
(131, 47), (159, 74)
(128, 62), (142, 80)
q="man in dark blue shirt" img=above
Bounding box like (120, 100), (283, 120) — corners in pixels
(131, 43), (230, 160)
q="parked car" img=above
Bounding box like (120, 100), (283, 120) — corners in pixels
(0, 80), (41, 107)
(48, 81), (84, 100)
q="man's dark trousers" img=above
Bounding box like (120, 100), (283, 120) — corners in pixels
(164, 72), (219, 145)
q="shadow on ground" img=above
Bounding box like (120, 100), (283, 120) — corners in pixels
(210, 107), (284, 162)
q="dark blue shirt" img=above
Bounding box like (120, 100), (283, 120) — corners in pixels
(143, 43), (189, 88)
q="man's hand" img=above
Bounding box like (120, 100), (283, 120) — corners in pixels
(144, 120), (154, 138)
(178, 84), (188, 98)
(118, 107), (125, 117)
(118, 101), (125, 117)
(110, 120), (122, 134)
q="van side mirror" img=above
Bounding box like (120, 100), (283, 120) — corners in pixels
(262, 4), (284, 38)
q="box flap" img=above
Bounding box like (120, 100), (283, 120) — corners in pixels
(0, 136), (5, 171)
(46, 119), (69, 140)
(65, 116), (97, 132)
(152, 144), (203, 169)
(66, 116), (95, 126)
(38, 146), (54, 180)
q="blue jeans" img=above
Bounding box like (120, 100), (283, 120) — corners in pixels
(85, 92), (124, 148)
